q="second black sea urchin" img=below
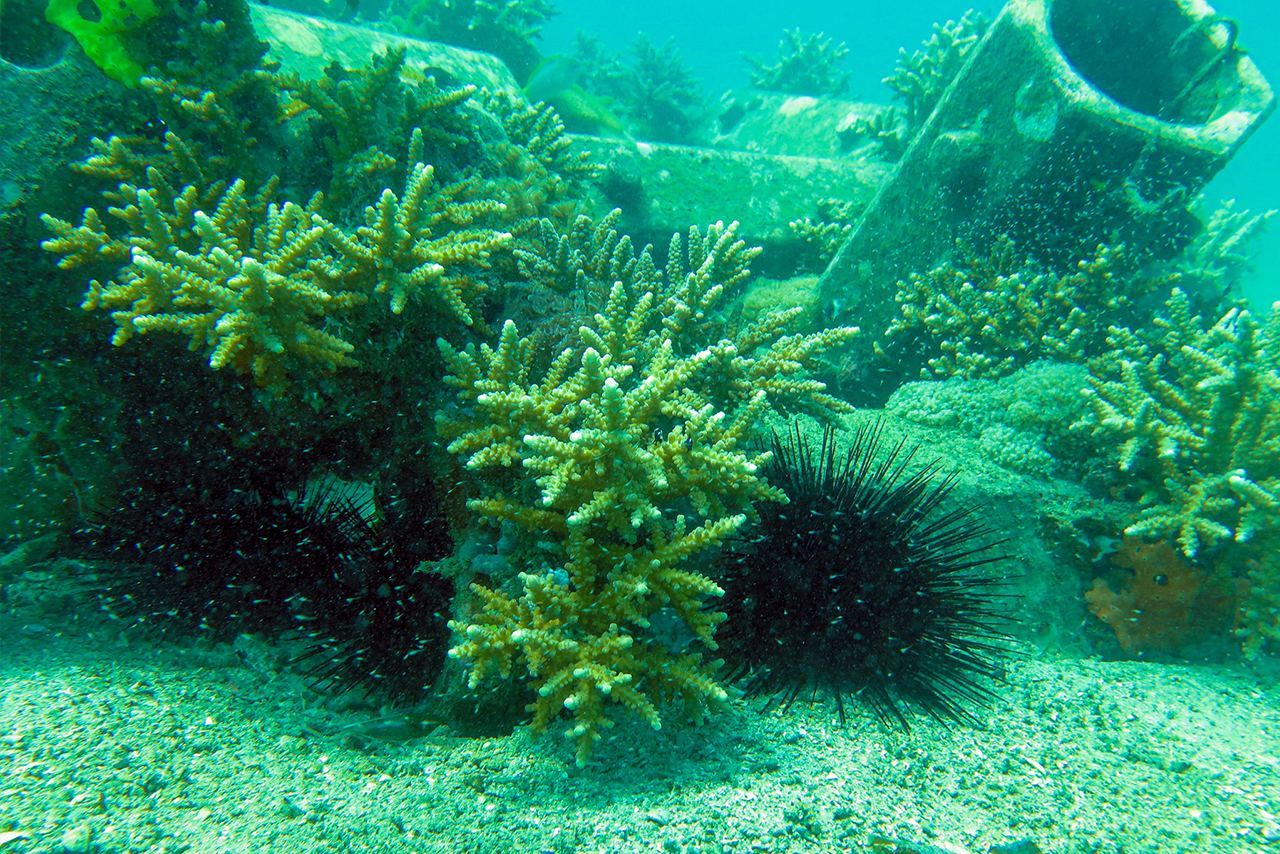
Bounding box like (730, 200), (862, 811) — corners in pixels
(81, 464), (455, 705)
(718, 420), (1013, 728)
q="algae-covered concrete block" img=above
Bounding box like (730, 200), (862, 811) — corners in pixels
(713, 90), (889, 159)
(3, 2), (887, 264)
(249, 5), (520, 92)
(819, 0), (1275, 364)
(0, 10), (136, 229)
(578, 135), (890, 270)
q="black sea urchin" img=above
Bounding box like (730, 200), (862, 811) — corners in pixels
(82, 464), (455, 704)
(82, 479), (366, 636)
(292, 469), (457, 704)
(718, 420), (1013, 728)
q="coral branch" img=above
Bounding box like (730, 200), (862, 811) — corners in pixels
(439, 215), (856, 763)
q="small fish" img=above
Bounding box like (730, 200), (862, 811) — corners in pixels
(524, 55), (632, 140)
(523, 55), (579, 102)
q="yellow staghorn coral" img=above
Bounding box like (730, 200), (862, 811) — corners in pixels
(789, 198), (858, 272)
(280, 47), (479, 212)
(139, 73), (278, 175)
(881, 236), (1164, 380)
(509, 211), (859, 416)
(43, 131), (237, 268)
(512, 209), (646, 301)
(65, 180), (366, 389)
(66, 134), (156, 188)
(42, 131), (266, 302)
(45, 127), (511, 387)
(1240, 549), (1280, 658)
(475, 90), (601, 232)
(315, 137), (511, 321)
(744, 28), (851, 97)
(883, 10), (988, 132)
(70, 131), (227, 219)
(1079, 288), (1280, 560)
(1176, 200), (1274, 301)
(481, 90), (601, 183)
(439, 217), (857, 764)
(440, 327), (774, 765)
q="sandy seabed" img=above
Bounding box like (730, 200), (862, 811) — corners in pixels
(1, 561), (1278, 854)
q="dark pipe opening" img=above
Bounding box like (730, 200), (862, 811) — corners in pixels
(1049, 0), (1235, 125)
(0, 0), (71, 69)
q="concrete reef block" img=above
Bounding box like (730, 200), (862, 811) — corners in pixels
(819, 0), (1275, 350)
(577, 136), (889, 272)
(3, 1), (885, 263)
(713, 90), (889, 159)
(249, 5), (520, 92)
(0, 2), (135, 229)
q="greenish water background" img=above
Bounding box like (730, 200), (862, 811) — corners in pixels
(543, 0), (1280, 308)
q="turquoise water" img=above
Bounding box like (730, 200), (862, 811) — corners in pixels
(2, 0), (1279, 850)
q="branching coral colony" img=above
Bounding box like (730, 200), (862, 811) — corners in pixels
(41, 46), (518, 393)
(878, 236), (1165, 380)
(1081, 289), (1279, 558)
(858, 10), (988, 158)
(882, 10), (988, 133)
(43, 130), (509, 390)
(439, 216), (857, 764)
(744, 28), (851, 97)
(1079, 289), (1280, 655)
